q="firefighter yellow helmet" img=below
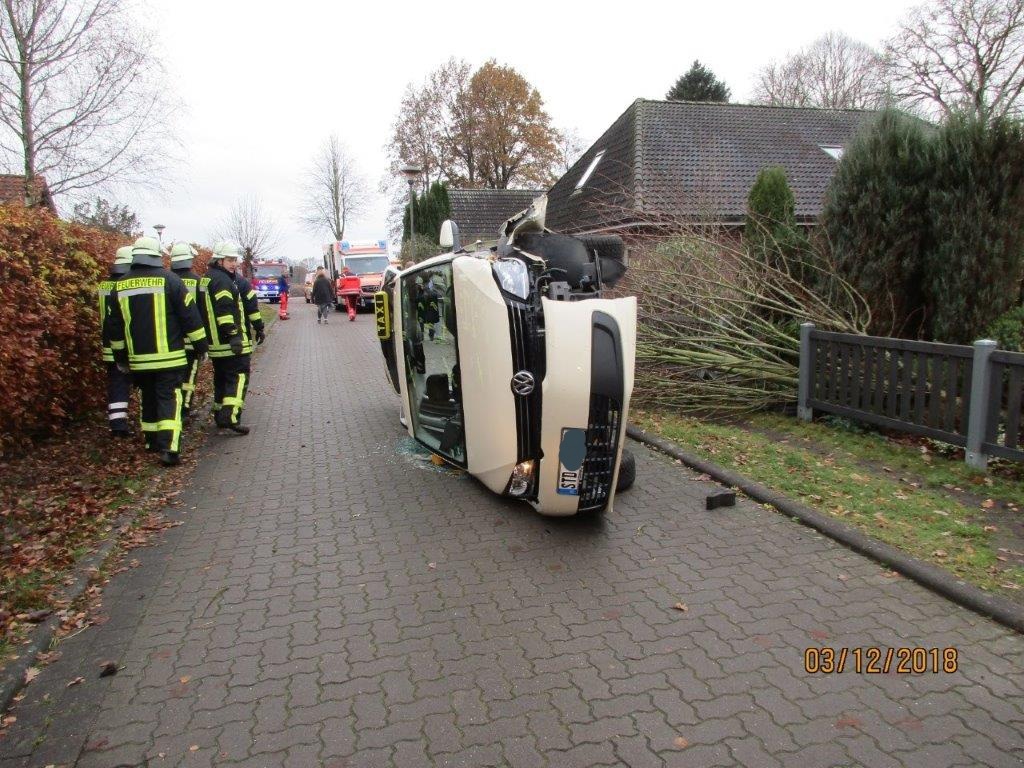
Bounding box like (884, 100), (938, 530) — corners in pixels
(112, 245), (133, 275)
(131, 236), (163, 267)
(169, 241), (197, 269)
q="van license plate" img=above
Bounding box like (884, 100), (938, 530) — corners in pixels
(557, 428), (587, 495)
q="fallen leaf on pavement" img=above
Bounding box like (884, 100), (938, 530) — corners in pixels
(984, 525), (998, 532)
(179, 676), (190, 684)
(981, 498), (995, 509)
(24, 667), (39, 684)
(99, 661), (118, 677)
(189, 745), (199, 752)
(66, 676), (84, 687)
(674, 737), (690, 748)
(672, 603), (688, 612)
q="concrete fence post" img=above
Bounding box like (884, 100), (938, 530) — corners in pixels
(965, 339), (998, 471)
(798, 323), (816, 422)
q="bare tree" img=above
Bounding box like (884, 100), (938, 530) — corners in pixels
(753, 32), (888, 109)
(554, 127), (586, 174)
(217, 195), (282, 272)
(298, 135), (369, 243)
(0, 0), (176, 205)
(885, 0), (1024, 121)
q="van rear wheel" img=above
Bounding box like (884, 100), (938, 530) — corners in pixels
(616, 449), (636, 492)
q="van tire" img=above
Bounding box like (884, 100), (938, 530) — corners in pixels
(616, 449), (636, 492)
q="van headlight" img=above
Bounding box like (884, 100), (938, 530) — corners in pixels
(508, 460), (535, 496)
(493, 259), (530, 300)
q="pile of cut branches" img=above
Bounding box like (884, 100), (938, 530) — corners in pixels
(626, 230), (869, 414)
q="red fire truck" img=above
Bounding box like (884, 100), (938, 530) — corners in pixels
(250, 260), (291, 304)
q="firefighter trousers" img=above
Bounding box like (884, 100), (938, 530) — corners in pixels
(133, 369), (185, 454)
(180, 350), (200, 418)
(212, 354), (251, 426)
(106, 362), (133, 434)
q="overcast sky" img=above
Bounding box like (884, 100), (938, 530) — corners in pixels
(125, 0), (921, 262)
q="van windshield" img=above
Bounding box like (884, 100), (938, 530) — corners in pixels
(344, 256), (390, 275)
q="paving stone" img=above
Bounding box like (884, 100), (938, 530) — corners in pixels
(1, 301), (1021, 768)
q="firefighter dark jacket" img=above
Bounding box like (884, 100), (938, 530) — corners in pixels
(105, 265), (208, 371)
(235, 274), (264, 356)
(202, 263), (248, 358)
(98, 270), (121, 363)
(172, 266), (204, 352)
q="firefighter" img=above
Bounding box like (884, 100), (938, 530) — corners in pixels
(202, 242), (252, 434)
(169, 242), (204, 421)
(99, 246), (135, 437)
(234, 270), (267, 350)
(105, 236), (208, 466)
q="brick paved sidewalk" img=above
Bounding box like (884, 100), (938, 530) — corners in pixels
(1, 300), (1022, 768)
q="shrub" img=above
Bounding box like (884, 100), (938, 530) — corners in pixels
(823, 109), (933, 337)
(0, 204), (124, 455)
(824, 110), (1024, 343)
(744, 165), (809, 277)
(924, 114), (1024, 344)
(985, 304), (1024, 351)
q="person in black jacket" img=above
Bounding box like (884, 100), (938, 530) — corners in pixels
(99, 246), (135, 437)
(311, 267), (335, 324)
(201, 242), (252, 434)
(169, 242), (205, 421)
(235, 271), (266, 348)
(105, 237), (208, 466)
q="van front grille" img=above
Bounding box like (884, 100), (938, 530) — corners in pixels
(578, 394), (621, 512)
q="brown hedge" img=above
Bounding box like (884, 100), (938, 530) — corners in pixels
(0, 204), (125, 456)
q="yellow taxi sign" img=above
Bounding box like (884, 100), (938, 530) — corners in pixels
(374, 291), (391, 339)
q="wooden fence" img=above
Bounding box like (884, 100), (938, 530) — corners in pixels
(797, 324), (1024, 469)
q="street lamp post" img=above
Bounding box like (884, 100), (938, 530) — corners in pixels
(399, 165), (422, 263)
(153, 224), (165, 244)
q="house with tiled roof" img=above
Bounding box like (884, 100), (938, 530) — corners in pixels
(0, 174), (56, 212)
(545, 99), (881, 234)
(448, 188), (544, 243)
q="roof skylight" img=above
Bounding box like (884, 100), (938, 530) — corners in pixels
(820, 145), (844, 161)
(575, 150), (606, 190)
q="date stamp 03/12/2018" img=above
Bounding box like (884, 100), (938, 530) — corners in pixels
(804, 647), (959, 674)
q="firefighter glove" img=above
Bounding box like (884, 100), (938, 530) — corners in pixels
(229, 335), (243, 356)
(114, 350), (130, 374)
(255, 325), (266, 345)
(193, 339), (209, 361)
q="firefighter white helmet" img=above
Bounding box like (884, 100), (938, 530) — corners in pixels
(169, 241), (197, 269)
(131, 236), (164, 267)
(210, 241), (242, 262)
(112, 245), (133, 276)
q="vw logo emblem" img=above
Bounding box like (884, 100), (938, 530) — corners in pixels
(511, 370), (535, 396)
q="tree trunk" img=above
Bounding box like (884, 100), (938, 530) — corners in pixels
(16, 35), (36, 205)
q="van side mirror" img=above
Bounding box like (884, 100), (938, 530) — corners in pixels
(440, 220), (460, 250)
